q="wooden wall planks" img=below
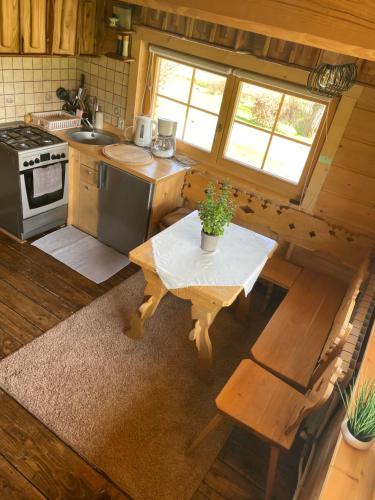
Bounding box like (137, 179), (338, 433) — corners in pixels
(316, 87), (375, 237)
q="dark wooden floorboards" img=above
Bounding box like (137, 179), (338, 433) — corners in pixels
(0, 231), (299, 499)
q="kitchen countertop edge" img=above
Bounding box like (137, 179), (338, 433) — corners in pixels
(50, 123), (190, 185)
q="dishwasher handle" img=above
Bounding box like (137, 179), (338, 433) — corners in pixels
(97, 163), (108, 190)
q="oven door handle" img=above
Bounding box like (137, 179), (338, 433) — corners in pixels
(97, 163), (107, 190)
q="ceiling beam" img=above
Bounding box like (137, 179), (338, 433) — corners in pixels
(127, 0), (375, 61)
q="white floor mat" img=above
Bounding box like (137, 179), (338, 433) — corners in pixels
(32, 226), (129, 283)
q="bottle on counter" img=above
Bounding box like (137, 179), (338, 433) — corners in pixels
(95, 106), (104, 130)
(116, 35), (123, 56)
(122, 35), (130, 58)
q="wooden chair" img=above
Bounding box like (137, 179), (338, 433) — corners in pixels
(187, 357), (343, 500)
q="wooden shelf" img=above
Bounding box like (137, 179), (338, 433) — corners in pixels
(104, 52), (135, 62)
(106, 25), (135, 35)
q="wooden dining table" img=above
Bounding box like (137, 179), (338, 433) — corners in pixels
(123, 238), (301, 383)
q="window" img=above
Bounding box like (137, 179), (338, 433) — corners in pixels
(149, 46), (328, 196)
(225, 82), (326, 184)
(153, 57), (227, 152)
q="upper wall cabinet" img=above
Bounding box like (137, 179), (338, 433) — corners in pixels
(0, 0), (20, 53)
(52, 0), (79, 55)
(78, 0), (98, 55)
(20, 0), (47, 53)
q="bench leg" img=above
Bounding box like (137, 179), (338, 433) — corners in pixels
(265, 446), (279, 500)
(124, 270), (168, 339)
(186, 413), (225, 454)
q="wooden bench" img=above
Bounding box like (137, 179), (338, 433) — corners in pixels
(251, 254), (369, 390)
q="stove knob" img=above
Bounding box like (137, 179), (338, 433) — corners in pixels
(35, 158), (40, 164)
(61, 153), (66, 158)
(51, 154), (56, 160)
(23, 161), (29, 167)
(29, 160), (34, 166)
(56, 154), (61, 159)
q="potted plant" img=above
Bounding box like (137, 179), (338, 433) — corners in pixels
(198, 182), (236, 253)
(339, 378), (375, 450)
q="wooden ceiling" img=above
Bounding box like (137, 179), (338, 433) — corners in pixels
(125, 0), (375, 61)
(131, 6), (375, 87)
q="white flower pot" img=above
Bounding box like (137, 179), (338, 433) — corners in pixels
(341, 419), (374, 451)
(201, 231), (219, 252)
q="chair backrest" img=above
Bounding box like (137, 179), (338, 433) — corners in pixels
(285, 357), (343, 435)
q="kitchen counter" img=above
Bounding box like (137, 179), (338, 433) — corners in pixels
(52, 123), (189, 185)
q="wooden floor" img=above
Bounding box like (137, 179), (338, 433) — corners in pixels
(0, 230), (300, 499)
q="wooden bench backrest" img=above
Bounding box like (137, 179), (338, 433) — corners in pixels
(285, 357), (343, 435)
(182, 169), (373, 270)
(318, 251), (370, 359)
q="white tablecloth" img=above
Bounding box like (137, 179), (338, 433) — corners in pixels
(151, 211), (277, 296)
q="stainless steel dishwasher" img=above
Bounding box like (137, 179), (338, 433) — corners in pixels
(97, 162), (154, 255)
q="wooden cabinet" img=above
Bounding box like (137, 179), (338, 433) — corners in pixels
(52, 0), (79, 55)
(0, 0), (20, 53)
(78, 0), (98, 55)
(77, 159), (99, 236)
(20, 0), (47, 53)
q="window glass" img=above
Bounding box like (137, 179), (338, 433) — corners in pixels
(225, 80), (326, 184)
(275, 95), (325, 144)
(235, 83), (282, 131)
(190, 69), (227, 114)
(157, 58), (192, 103)
(263, 136), (310, 183)
(153, 57), (226, 151)
(225, 123), (270, 169)
(184, 108), (218, 151)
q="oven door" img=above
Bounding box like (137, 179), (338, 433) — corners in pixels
(20, 161), (69, 219)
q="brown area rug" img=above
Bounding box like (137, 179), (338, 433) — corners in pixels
(0, 272), (266, 499)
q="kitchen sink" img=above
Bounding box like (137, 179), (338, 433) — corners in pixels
(67, 129), (119, 146)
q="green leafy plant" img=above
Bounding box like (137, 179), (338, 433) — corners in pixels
(338, 378), (375, 442)
(198, 182), (236, 236)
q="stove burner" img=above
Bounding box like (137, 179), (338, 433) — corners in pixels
(0, 125), (63, 151)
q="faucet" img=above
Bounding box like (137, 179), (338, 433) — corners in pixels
(82, 116), (95, 134)
(82, 96), (98, 135)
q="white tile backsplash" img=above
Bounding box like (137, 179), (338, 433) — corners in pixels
(76, 55), (129, 128)
(0, 55), (129, 126)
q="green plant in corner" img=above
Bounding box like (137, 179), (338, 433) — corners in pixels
(198, 182), (236, 236)
(338, 378), (375, 442)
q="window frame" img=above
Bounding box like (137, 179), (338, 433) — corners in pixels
(151, 54), (330, 199)
(152, 55), (228, 155)
(216, 77), (330, 199)
(151, 54), (236, 165)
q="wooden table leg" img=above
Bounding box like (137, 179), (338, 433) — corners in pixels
(234, 291), (252, 322)
(188, 299), (221, 384)
(123, 269), (168, 339)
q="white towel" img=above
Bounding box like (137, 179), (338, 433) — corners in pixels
(33, 163), (63, 198)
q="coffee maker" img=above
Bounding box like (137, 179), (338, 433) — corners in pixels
(151, 118), (178, 159)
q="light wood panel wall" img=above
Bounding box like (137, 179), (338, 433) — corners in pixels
(315, 87), (375, 238)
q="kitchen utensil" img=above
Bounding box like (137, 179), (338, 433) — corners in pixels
(151, 118), (177, 159)
(133, 116), (157, 147)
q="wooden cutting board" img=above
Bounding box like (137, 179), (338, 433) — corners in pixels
(102, 143), (153, 166)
